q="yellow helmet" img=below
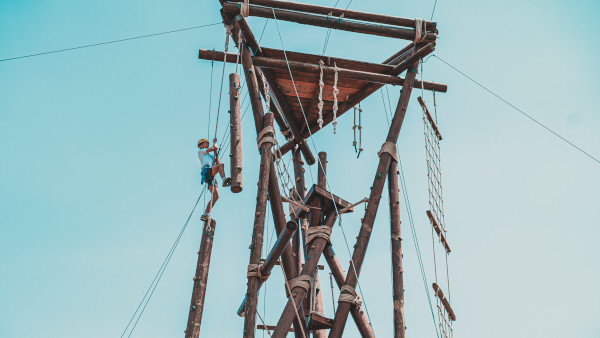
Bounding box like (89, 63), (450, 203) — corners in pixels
(197, 138), (209, 148)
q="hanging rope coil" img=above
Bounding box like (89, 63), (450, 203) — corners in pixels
(332, 61), (340, 133)
(288, 275), (312, 292)
(306, 226), (332, 244)
(240, 0), (250, 17)
(338, 285), (362, 307)
(317, 59), (325, 129)
(256, 123), (275, 150)
(247, 263), (270, 282)
(413, 18), (427, 44)
(378, 141), (399, 163)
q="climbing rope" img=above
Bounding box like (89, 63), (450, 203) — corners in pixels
(317, 59), (325, 129)
(213, 26), (232, 145)
(332, 61), (340, 133)
(351, 103), (363, 157)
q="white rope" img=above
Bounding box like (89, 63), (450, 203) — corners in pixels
(241, 0), (250, 17)
(332, 61), (340, 134)
(414, 18), (427, 44)
(317, 59), (325, 129)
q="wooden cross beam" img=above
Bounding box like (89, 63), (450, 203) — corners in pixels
(221, 2), (437, 42)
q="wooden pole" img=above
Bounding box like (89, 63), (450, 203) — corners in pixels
(261, 221), (298, 276)
(227, 0), (437, 31)
(229, 73), (243, 193)
(222, 3), (437, 42)
(312, 152), (328, 338)
(292, 148), (306, 276)
(323, 245), (374, 338)
(272, 209), (337, 338)
(240, 41), (275, 337)
(388, 161), (405, 338)
(185, 219), (217, 338)
(328, 60), (420, 338)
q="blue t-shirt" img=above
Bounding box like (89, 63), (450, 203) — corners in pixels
(198, 149), (214, 168)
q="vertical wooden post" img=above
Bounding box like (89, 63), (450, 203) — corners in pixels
(185, 219), (217, 338)
(292, 148), (306, 276)
(229, 73), (243, 193)
(240, 42), (275, 338)
(388, 161), (405, 338)
(313, 152), (327, 338)
(328, 60), (420, 337)
(272, 209), (337, 338)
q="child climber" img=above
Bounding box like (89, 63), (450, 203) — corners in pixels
(198, 138), (231, 221)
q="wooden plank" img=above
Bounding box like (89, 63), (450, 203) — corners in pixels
(418, 96), (442, 140)
(307, 312), (334, 330)
(257, 325), (293, 333)
(426, 210), (451, 253)
(433, 283), (456, 321)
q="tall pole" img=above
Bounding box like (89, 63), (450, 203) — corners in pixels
(313, 152), (327, 338)
(185, 219), (217, 338)
(229, 73), (243, 193)
(388, 160), (405, 337)
(328, 60), (420, 337)
(240, 41), (275, 338)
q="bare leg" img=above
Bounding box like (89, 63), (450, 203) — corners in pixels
(205, 185), (219, 214)
(211, 163), (226, 179)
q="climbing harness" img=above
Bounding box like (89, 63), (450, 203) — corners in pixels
(317, 59), (325, 129)
(332, 61), (340, 133)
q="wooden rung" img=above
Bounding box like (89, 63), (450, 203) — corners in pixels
(257, 324), (293, 332)
(418, 97), (442, 141)
(426, 210), (451, 253)
(307, 311), (334, 330)
(432, 283), (456, 321)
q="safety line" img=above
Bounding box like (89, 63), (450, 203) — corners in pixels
(431, 55), (600, 166)
(0, 23), (222, 62)
(121, 187), (206, 337)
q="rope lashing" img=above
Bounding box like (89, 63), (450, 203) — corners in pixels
(378, 141), (399, 163)
(338, 285), (362, 307)
(247, 263), (270, 282)
(306, 226), (332, 244)
(213, 26), (233, 145)
(332, 61), (340, 134)
(413, 18), (427, 44)
(241, 0), (250, 17)
(260, 71), (271, 114)
(256, 123), (275, 150)
(317, 59), (325, 129)
(288, 275), (312, 292)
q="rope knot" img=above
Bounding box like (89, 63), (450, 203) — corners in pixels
(306, 226), (332, 244)
(247, 263), (270, 282)
(338, 285), (362, 307)
(288, 275), (312, 292)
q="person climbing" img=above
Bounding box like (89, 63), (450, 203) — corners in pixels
(198, 138), (231, 221)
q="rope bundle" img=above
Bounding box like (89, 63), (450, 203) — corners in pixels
(247, 263), (270, 282)
(413, 18), (427, 44)
(256, 124), (275, 150)
(288, 275), (312, 292)
(338, 285), (362, 307)
(306, 226), (332, 244)
(317, 60), (325, 129)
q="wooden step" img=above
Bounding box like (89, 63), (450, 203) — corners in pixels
(306, 311), (333, 330)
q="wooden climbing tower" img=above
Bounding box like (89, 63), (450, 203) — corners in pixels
(188, 0), (454, 337)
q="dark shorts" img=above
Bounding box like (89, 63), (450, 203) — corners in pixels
(201, 165), (214, 186)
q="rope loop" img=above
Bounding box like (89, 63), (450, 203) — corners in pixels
(288, 275), (312, 292)
(247, 263), (270, 282)
(413, 18), (427, 44)
(241, 0), (250, 17)
(338, 285), (362, 307)
(306, 226), (332, 244)
(256, 124), (275, 150)
(378, 141), (399, 163)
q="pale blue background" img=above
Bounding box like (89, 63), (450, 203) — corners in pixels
(1, 0), (599, 337)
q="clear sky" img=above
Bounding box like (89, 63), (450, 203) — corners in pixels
(1, 0), (599, 337)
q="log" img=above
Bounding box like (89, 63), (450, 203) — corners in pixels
(262, 221), (298, 277)
(313, 152), (327, 338)
(185, 219), (217, 338)
(241, 41), (275, 337)
(388, 161), (405, 338)
(229, 73), (243, 193)
(323, 244), (374, 338)
(272, 209), (337, 337)
(292, 148), (307, 277)
(328, 57), (420, 338)
(226, 0), (437, 31)
(221, 3), (437, 42)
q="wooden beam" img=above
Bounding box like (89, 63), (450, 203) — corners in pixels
(222, 3), (437, 42)
(426, 210), (451, 253)
(388, 161), (405, 338)
(261, 221), (298, 278)
(229, 73), (243, 193)
(185, 219), (217, 338)
(418, 96), (442, 140)
(433, 283), (456, 321)
(227, 0), (437, 31)
(328, 57), (420, 338)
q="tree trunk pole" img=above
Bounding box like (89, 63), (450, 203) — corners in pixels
(272, 209), (337, 338)
(185, 219), (217, 338)
(388, 160), (405, 338)
(240, 42), (275, 338)
(292, 148), (306, 277)
(313, 152), (327, 338)
(328, 60), (420, 338)
(229, 73), (243, 193)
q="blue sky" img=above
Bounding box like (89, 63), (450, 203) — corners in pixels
(1, 0), (599, 337)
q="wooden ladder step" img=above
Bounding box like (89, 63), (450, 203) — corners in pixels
(306, 311), (333, 330)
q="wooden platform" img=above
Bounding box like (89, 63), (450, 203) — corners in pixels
(292, 184), (352, 217)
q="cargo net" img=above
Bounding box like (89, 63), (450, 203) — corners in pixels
(420, 96), (455, 338)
